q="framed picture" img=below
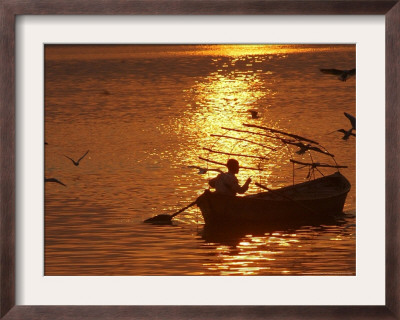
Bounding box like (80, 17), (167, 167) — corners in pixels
(1, 1), (399, 319)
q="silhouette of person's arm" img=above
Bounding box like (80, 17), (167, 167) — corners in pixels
(232, 177), (252, 194)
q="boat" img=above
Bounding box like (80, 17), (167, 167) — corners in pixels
(142, 123), (353, 227)
(196, 172), (351, 226)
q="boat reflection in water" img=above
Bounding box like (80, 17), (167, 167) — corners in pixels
(199, 215), (353, 275)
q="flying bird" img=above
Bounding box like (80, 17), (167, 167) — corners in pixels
(292, 142), (334, 157)
(320, 68), (356, 81)
(330, 112), (356, 140)
(45, 178), (66, 187)
(187, 166), (222, 174)
(344, 112), (356, 130)
(64, 150), (89, 166)
(336, 128), (356, 140)
(247, 109), (260, 119)
(293, 142), (311, 155)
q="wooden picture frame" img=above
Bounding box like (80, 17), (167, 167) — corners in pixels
(1, 1), (399, 319)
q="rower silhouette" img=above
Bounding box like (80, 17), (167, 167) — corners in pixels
(208, 159), (251, 196)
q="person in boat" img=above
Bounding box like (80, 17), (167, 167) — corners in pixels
(208, 159), (251, 196)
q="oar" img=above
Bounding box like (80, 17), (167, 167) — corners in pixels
(144, 199), (198, 224)
(255, 182), (318, 215)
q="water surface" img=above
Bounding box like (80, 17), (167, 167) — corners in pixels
(45, 44), (356, 275)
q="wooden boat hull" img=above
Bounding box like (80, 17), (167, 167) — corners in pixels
(196, 172), (351, 226)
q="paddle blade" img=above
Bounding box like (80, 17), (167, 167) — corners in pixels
(144, 214), (173, 224)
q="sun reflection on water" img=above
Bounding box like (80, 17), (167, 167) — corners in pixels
(176, 54), (297, 191)
(200, 232), (305, 275)
(186, 44), (351, 58)
(188, 68), (267, 129)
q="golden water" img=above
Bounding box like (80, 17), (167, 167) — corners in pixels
(45, 45), (355, 275)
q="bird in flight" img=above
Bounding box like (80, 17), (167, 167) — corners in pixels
(64, 150), (89, 166)
(337, 129), (356, 140)
(331, 112), (356, 140)
(292, 142), (334, 157)
(247, 109), (260, 119)
(344, 112), (356, 130)
(187, 165), (222, 174)
(45, 178), (66, 187)
(320, 68), (356, 81)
